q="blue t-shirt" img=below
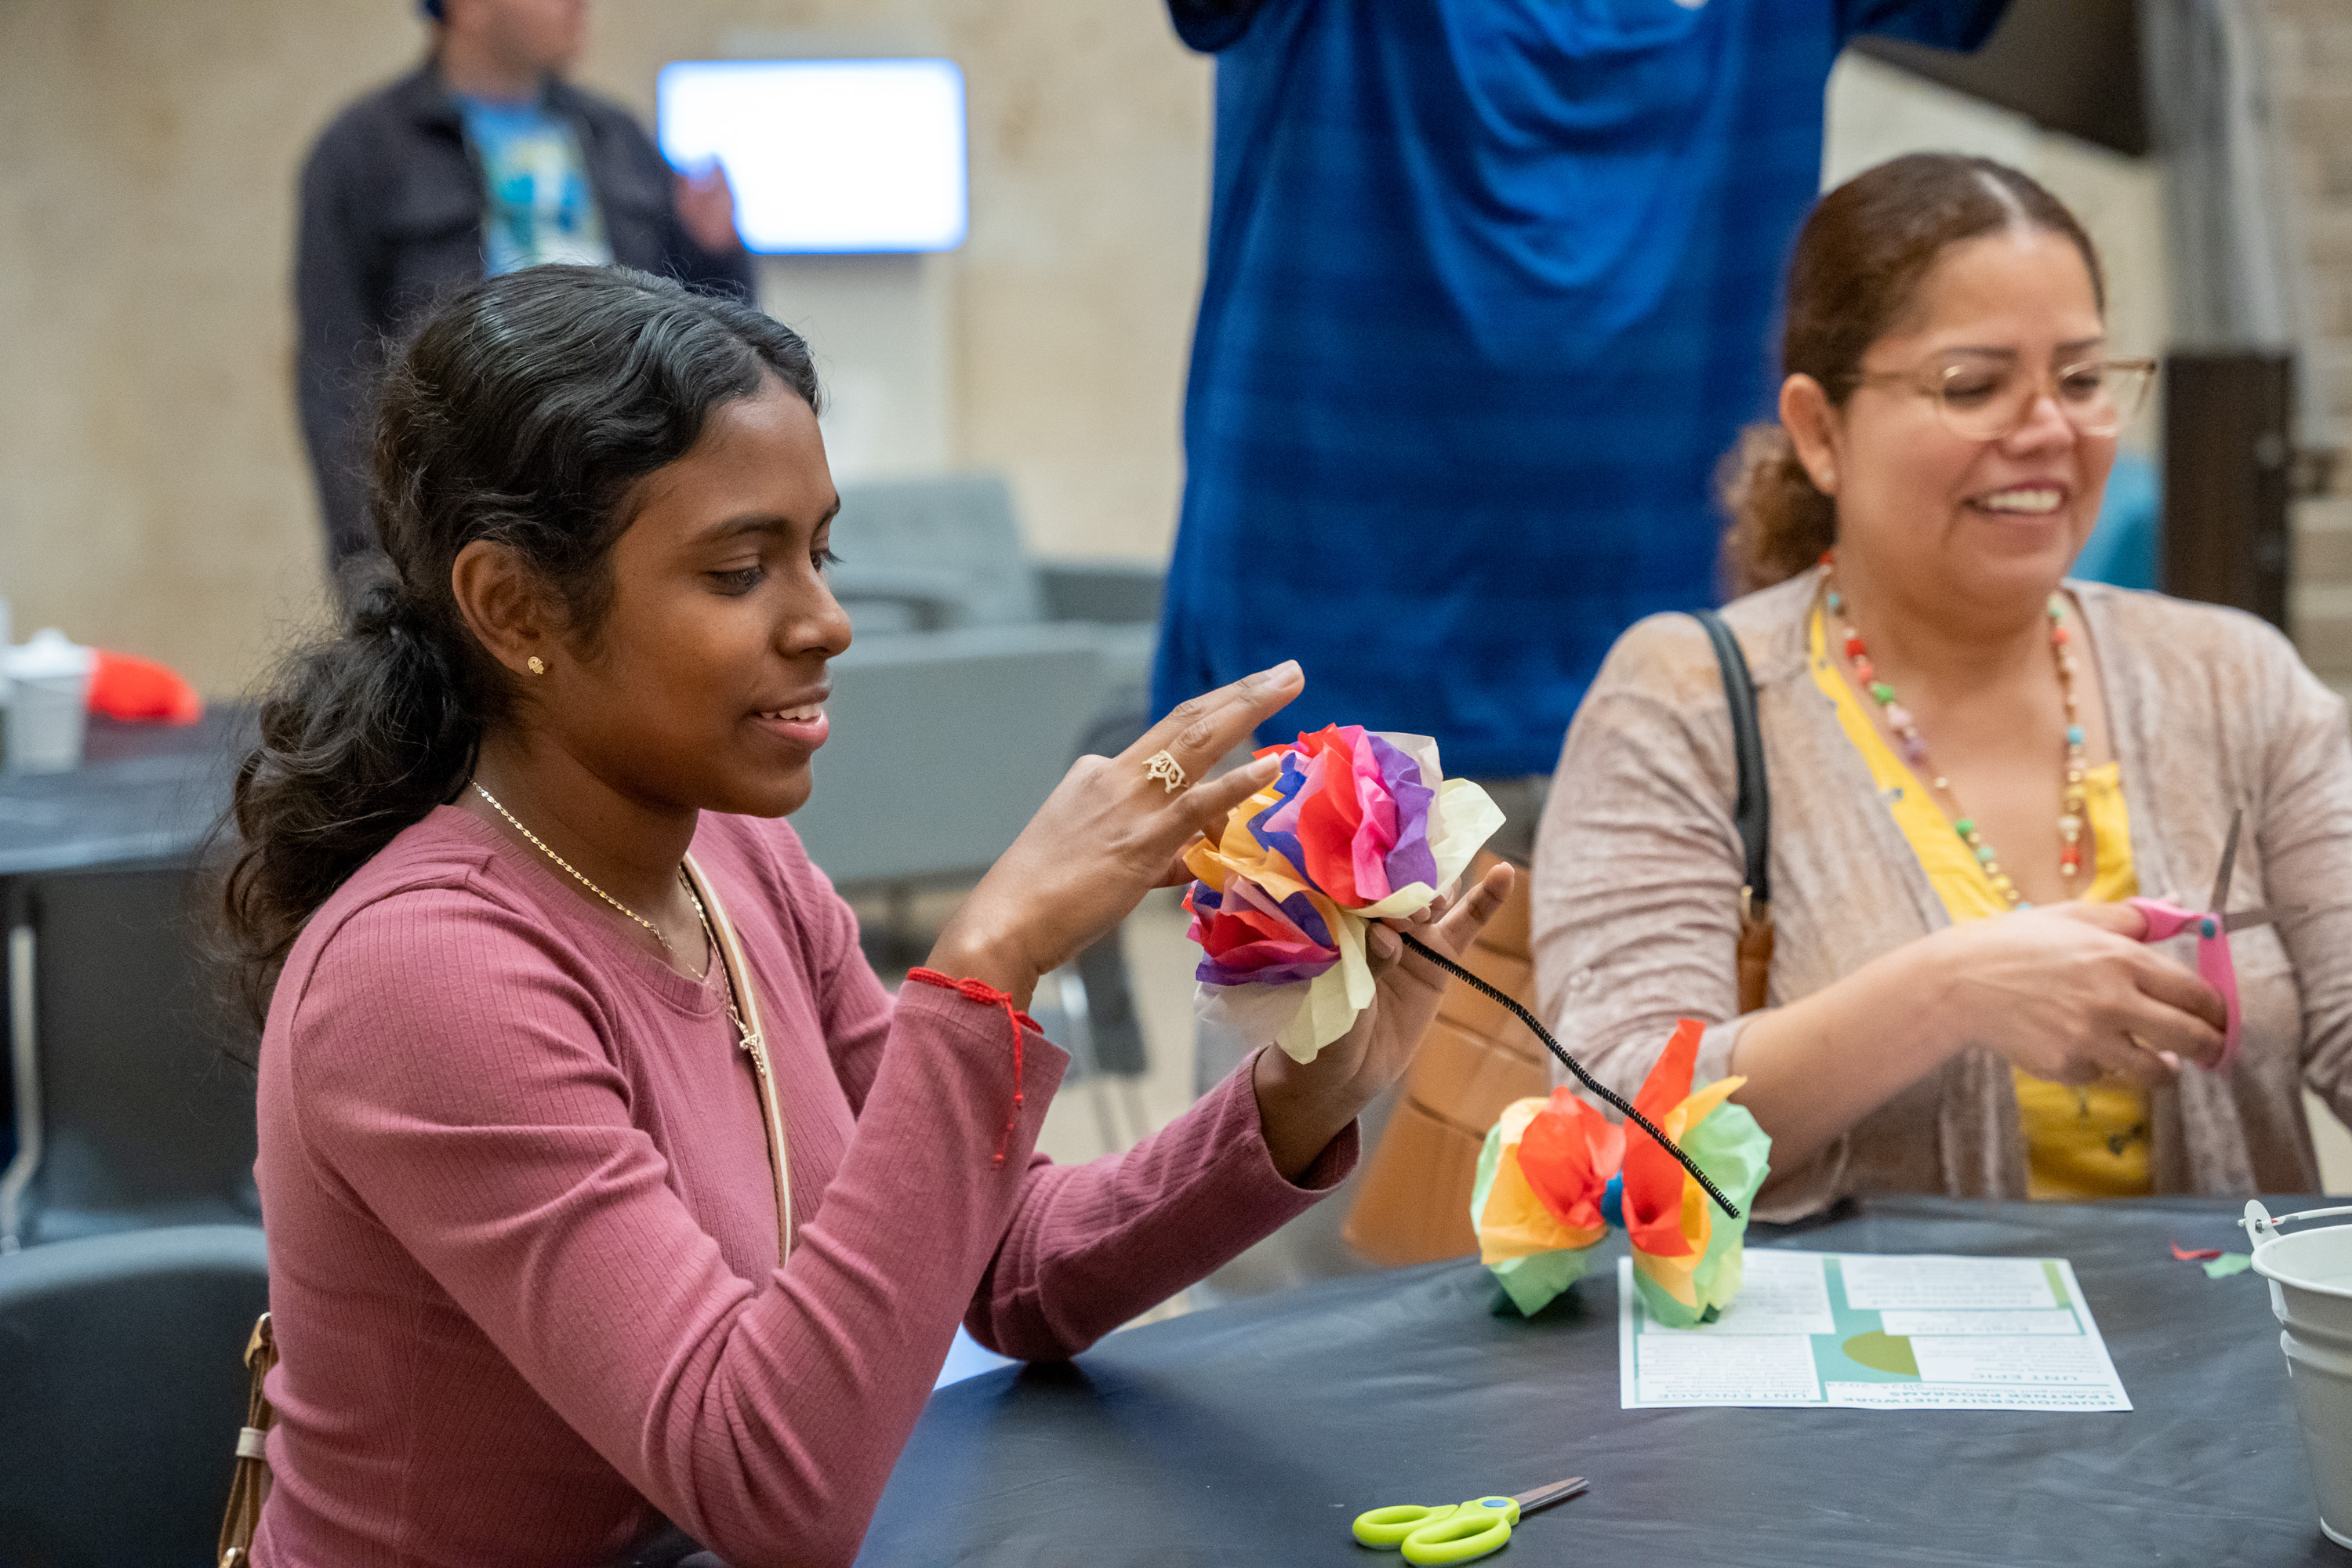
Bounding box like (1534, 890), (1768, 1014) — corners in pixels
(457, 93), (615, 274)
(2074, 449), (2161, 592)
(1153, 0), (2008, 777)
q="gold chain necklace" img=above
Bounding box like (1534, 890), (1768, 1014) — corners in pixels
(681, 879), (755, 1047)
(471, 782), (687, 953)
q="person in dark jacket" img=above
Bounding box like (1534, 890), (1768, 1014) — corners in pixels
(296, 0), (755, 570)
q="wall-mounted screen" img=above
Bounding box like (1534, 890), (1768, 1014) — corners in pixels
(656, 59), (968, 255)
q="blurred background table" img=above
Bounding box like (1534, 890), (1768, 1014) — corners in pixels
(0, 707), (251, 878)
(0, 709), (259, 1248)
(859, 1195), (2330, 1567)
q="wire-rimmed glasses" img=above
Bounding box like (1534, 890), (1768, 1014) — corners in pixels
(1847, 354), (2157, 443)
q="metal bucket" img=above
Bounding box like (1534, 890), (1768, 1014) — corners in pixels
(2246, 1200), (2352, 1547)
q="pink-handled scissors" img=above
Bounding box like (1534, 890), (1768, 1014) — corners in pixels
(2125, 808), (2299, 1071)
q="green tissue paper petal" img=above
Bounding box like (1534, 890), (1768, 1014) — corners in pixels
(1494, 1247), (1595, 1316)
(1472, 1117), (1602, 1317)
(1468, 1120), (1506, 1228)
(1630, 1098), (1773, 1330)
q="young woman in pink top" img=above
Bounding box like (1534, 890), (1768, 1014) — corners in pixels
(220, 265), (1510, 1567)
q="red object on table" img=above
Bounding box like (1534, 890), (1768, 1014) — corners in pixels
(88, 649), (203, 724)
(2170, 1240), (2223, 1262)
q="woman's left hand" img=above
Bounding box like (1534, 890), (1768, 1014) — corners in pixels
(1250, 862), (1517, 1181)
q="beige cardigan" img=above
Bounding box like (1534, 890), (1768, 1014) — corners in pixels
(1530, 568), (2352, 1220)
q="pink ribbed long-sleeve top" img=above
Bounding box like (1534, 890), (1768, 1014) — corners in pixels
(251, 807), (1352, 1567)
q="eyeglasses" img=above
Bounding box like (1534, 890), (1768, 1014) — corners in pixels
(1846, 355), (2158, 443)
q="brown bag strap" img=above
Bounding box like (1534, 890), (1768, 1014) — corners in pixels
(683, 853), (794, 1265)
(1736, 894), (1775, 1017)
(216, 1312), (278, 1566)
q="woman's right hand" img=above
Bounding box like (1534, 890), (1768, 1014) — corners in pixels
(923, 661), (1307, 1007)
(1928, 902), (2229, 1086)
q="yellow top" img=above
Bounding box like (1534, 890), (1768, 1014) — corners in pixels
(1807, 606), (2150, 1199)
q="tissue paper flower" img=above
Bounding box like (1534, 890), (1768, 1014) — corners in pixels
(1470, 1019), (1772, 1323)
(1468, 1088), (1623, 1316)
(1182, 726), (1503, 1062)
(1621, 1020), (1772, 1328)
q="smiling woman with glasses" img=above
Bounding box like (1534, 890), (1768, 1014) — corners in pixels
(1528, 153), (2352, 1220)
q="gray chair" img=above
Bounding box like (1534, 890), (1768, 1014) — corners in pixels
(789, 624), (1110, 887)
(829, 473), (1160, 707)
(790, 625), (1151, 1148)
(826, 473), (1046, 632)
(1, 865), (261, 1250)
(0, 1224), (268, 1566)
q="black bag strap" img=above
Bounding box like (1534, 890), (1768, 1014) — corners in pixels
(1690, 609), (1769, 913)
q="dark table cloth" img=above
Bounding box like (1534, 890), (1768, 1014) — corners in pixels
(858, 1196), (2333, 1566)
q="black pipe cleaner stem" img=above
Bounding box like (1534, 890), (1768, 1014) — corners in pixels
(1396, 931), (1742, 1221)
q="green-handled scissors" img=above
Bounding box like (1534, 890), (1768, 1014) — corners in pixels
(1352, 1475), (1588, 1564)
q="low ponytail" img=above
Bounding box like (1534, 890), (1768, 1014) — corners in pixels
(220, 559), (483, 1022)
(1718, 423), (1836, 596)
(218, 266), (820, 1023)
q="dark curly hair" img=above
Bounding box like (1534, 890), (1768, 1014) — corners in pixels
(1720, 154), (2106, 595)
(219, 266), (820, 1023)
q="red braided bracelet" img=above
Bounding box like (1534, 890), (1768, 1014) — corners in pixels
(905, 968), (1041, 1167)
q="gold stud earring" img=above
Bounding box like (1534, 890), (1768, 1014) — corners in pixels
(527, 655), (546, 676)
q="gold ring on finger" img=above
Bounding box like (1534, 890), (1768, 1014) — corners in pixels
(1144, 749), (1188, 794)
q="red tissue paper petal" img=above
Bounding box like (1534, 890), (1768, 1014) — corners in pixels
(89, 649), (203, 724)
(1621, 1018), (1705, 1259)
(2169, 1241), (2223, 1262)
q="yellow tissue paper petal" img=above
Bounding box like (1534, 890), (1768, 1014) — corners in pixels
(1428, 776), (1506, 888)
(1272, 901), (1389, 1062)
(1494, 1096), (1549, 1149)
(1478, 1147), (1593, 1264)
(1675, 1076), (1743, 1133)
(1276, 951), (1367, 1062)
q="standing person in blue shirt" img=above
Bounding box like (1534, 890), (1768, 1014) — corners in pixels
(296, 0), (753, 572)
(1154, 0), (2011, 853)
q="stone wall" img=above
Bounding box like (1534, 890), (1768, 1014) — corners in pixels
(2262, 0), (2352, 688)
(0, 2), (1213, 695)
(12, 5), (2343, 699)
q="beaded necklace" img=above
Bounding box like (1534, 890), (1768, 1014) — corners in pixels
(1820, 554), (2087, 908)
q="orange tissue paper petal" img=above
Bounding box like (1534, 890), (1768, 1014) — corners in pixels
(1632, 1017), (1701, 1127)
(1621, 1019), (1707, 1258)
(88, 649), (203, 724)
(1517, 1087), (1624, 1232)
(1631, 1109), (1717, 1298)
